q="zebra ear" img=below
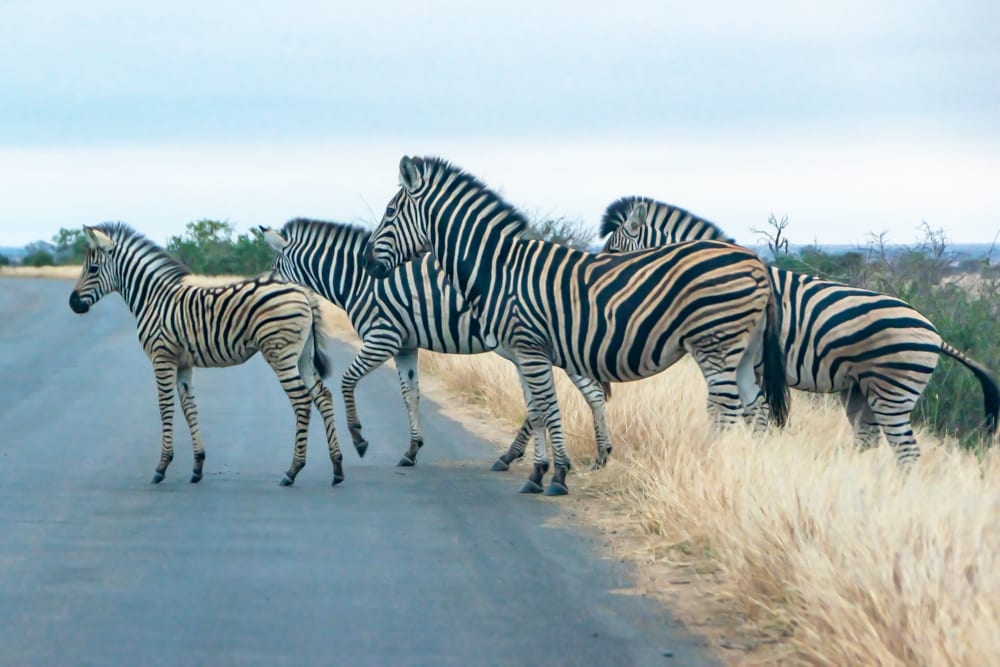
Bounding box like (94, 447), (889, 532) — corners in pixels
(83, 226), (115, 251)
(399, 156), (423, 193)
(626, 202), (648, 232)
(259, 226), (288, 252)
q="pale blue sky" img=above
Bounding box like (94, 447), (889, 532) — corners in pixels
(1, 1), (998, 246)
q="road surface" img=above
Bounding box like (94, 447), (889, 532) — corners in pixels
(0, 278), (717, 667)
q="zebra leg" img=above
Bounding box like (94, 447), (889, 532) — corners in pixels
(861, 385), (920, 467)
(176, 366), (206, 483)
(266, 350), (315, 486)
(395, 349), (425, 467)
(151, 360), (178, 484)
(341, 335), (400, 459)
(491, 419), (532, 472)
(840, 385), (881, 450)
(490, 348), (536, 471)
(491, 357), (535, 471)
(737, 348), (769, 436)
(300, 347), (344, 486)
(567, 374), (613, 469)
(519, 356), (571, 496)
(512, 367), (548, 493)
(689, 336), (748, 431)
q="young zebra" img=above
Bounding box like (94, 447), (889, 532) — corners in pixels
(365, 156), (789, 496)
(259, 218), (614, 470)
(68, 223), (344, 486)
(601, 196), (1000, 464)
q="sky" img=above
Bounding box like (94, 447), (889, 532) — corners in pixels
(1, 1), (998, 248)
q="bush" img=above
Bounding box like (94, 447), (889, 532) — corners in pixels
(22, 243), (55, 267)
(524, 215), (595, 249)
(166, 220), (273, 276)
(0, 254), (10, 266)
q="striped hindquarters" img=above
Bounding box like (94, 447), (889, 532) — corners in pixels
(771, 266), (943, 391)
(507, 239), (773, 383)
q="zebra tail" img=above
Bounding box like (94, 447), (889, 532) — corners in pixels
(602, 381), (613, 401)
(761, 279), (790, 428)
(940, 342), (999, 435)
(308, 293), (333, 381)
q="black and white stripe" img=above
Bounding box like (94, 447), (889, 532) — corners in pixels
(260, 219), (614, 470)
(69, 222), (343, 486)
(601, 195), (1000, 464)
(365, 156), (789, 495)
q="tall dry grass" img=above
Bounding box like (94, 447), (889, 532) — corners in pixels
(419, 351), (999, 666)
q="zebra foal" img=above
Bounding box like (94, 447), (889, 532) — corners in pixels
(68, 223), (344, 486)
(365, 156), (790, 496)
(601, 196), (1000, 464)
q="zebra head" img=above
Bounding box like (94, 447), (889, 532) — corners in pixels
(601, 199), (649, 254)
(601, 196), (736, 255)
(69, 225), (118, 314)
(364, 156), (431, 279)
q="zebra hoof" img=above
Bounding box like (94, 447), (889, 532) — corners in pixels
(279, 474), (295, 487)
(190, 473), (202, 483)
(354, 440), (369, 459)
(332, 474), (345, 486)
(151, 471), (165, 484)
(397, 455), (416, 467)
(519, 479), (544, 494)
(490, 458), (510, 472)
(543, 481), (569, 496)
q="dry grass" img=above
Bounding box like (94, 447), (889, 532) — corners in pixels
(0, 265), (83, 279)
(418, 351), (1000, 666)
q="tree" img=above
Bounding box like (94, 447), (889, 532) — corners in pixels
(52, 227), (89, 264)
(0, 254), (10, 267)
(22, 242), (55, 267)
(751, 213), (791, 260)
(165, 219), (272, 275)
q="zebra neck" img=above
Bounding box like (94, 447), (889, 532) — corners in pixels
(118, 258), (185, 319)
(326, 248), (372, 311)
(431, 217), (520, 330)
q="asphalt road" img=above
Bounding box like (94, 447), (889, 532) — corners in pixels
(0, 278), (717, 667)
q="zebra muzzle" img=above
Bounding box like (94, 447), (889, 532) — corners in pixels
(363, 245), (391, 279)
(68, 291), (90, 314)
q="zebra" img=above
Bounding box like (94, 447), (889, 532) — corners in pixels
(68, 222), (344, 486)
(364, 156), (790, 496)
(258, 218), (614, 471)
(601, 195), (1000, 464)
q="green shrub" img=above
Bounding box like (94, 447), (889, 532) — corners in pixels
(22, 249), (54, 267)
(166, 220), (273, 276)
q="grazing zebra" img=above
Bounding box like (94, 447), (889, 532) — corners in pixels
(68, 223), (344, 486)
(601, 196), (1000, 464)
(364, 156), (789, 496)
(259, 218), (614, 470)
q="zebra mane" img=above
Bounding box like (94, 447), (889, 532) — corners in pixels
(417, 156), (530, 237)
(95, 222), (191, 277)
(599, 196), (735, 243)
(279, 217), (372, 243)
(599, 196), (646, 237)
